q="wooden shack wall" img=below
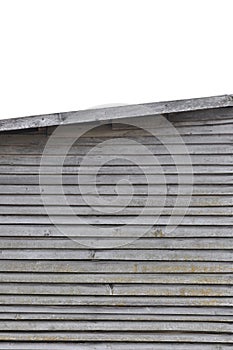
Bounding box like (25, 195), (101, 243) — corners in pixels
(0, 108), (232, 349)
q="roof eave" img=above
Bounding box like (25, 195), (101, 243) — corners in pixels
(0, 94), (233, 132)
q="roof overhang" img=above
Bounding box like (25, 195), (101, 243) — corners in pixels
(0, 94), (233, 132)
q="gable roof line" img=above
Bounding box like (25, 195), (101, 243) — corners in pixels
(0, 94), (233, 132)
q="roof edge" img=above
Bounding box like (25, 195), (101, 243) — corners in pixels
(0, 94), (233, 132)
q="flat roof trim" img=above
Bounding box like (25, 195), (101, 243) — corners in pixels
(0, 94), (232, 132)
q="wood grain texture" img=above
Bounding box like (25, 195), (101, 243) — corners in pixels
(0, 332), (232, 342)
(0, 344), (232, 350)
(0, 104), (232, 347)
(0, 344), (233, 350)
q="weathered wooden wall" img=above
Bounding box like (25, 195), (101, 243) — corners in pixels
(0, 108), (232, 349)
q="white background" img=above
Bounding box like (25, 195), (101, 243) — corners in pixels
(0, 0), (232, 119)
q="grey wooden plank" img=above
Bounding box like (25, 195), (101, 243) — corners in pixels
(50, 123), (233, 136)
(113, 284), (233, 296)
(0, 295), (231, 306)
(0, 249), (232, 261)
(169, 118), (233, 126)
(0, 94), (232, 132)
(0, 206), (232, 216)
(1, 133), (233, 146)
(0, 283), (111, 295)
(0, 194), (232, 207)
(0, 215), (232, 225)
(0, 237), (232, 249)
(0, 320), (232, 332)
(0, 224), (232, 237)
(112, 118), (233, 129)
(113, 109), (233, 124)
(44, 121), (233, 137)
(0, 305), (232, 316)
(89, 249), (233, 261)
(167, 106), (233, 122)
(0, 331), (232, 342)
(0, 273), (231, 285)
(1, 260), (231, 273)
(111, 120), (233, 133)
(0, 283), (231, 297)
(1, 144), (233, 154)
(0, 154), (232, 166)
(81, 123), (233, 135)
(1, 312), (232, 322)
(0, 174), (232, 185)
(1, 165), (233, 175)
(0, 343), (232, 350)
(0, 184), (232, 196)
